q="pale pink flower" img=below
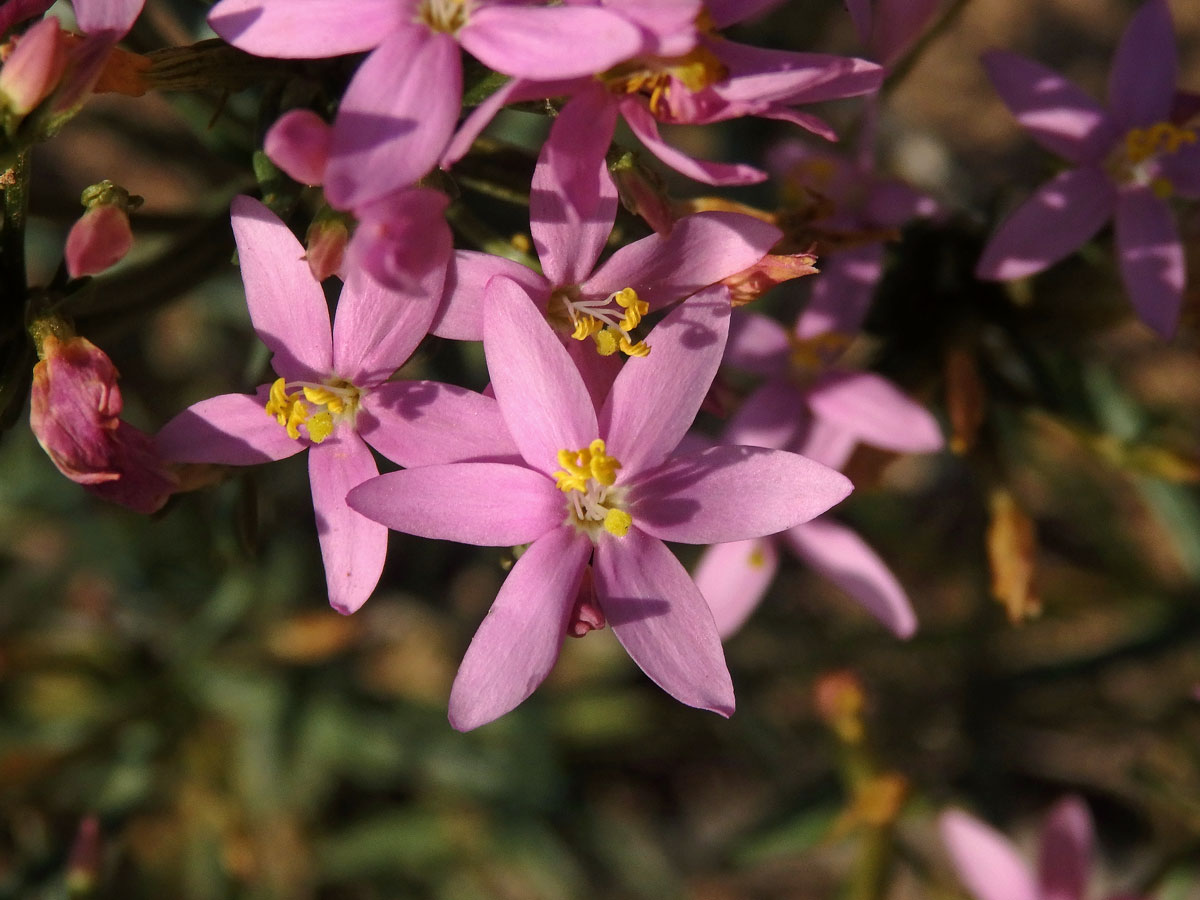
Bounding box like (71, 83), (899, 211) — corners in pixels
(156, 196), (509, 614)
(976, 0), (1199, 337)
(940, 798), (1148, 900)
(348, 277), (852, 730)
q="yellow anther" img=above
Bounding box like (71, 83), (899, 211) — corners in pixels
(748, 547), (767, 568)
(571, 315), (603, 341)
(603, 508), (632, 537)
(587, 439), (620, 486)
(613, 287), (648, 331)
(262, 376), (359, 444)
(1124, 121), (1197, 164)
(618, 336), (651, 358)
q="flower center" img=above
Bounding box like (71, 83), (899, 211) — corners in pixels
(602, 46), (728, 119)
(264, 376), (361, 444)
(416, 0), (472, 34)
(789, 331), (851, 376)
(548, 286), (651, 358)
(1108, 120), (1197, 197)
(554, 439), (632, 539)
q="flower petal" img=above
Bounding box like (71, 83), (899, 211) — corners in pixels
(783, 518), (916, 638)
(325, 28), (458, 210)
(582, 211), (781, 310)
(1108, 0), (1176, 131)
(692, 538), (778, 639)
(359, 381), (522, 467)
(264, 109), (332, 186)
(621, 98), (768, 185)
(346, 463), (562, 546)
(73, 0), (143, 37)
(724, 309), (790, 377)
(805, 370), (944, 455)
(975, 167), (1116, 281)
(207, 0), (405, 56)
(594, 528), (734, 715)
(629, 444), (852, 543)
(1038, 796), (1093, 900)
(531, 86), (620, 287)
(460, 6), (643, 80)
(1114, 185), (1184, 338)
(231, 195), (333, 381)
(156, 391), (306, 465)
(601, 285), (730, 475)
(939, 810), (1039, 900)
(981, 50), (1117, 165)
(795, 245), (885, 339)
(432, 251), (550, 341)
(309, 431), (386, 614)
(484, 276), (598, 475)
(712, 43), (883, 106)
(447, 525), (590, 731)
(723, 379), (808, 451)
(333, 199), (448, 384)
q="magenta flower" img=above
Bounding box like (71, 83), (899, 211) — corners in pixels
(940, 798), (1148, 900)
(156, 196), (510, 615)
(976, 0), (1200, 337)
(692, 308), (943, 638)
(447, 3), (882, 186)
(30, 331), (177, 515)
(347, 276), (853, 730)
(209, 0), (643, 211)
(433, 94), (782, 400)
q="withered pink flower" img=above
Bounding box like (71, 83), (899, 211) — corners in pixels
(30, 330), (176, 514)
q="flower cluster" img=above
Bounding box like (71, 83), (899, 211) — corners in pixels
(6, 0), (1196, 739)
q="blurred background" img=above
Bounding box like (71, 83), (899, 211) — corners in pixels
(2, 1), (1200, 897)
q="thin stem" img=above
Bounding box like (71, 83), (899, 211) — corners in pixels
(2, 150), (30, 300)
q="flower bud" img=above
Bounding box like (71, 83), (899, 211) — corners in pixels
(64, 180), (141, 278)
(305, 209), (350, 282)
(610, 151), (675, 234)
(722, 252), (818, 307)
(29, 325), (176, 514)
(0, 17), (67, 117)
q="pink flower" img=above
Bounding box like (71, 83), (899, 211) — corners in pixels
(347, 276), (853, 730)
(156, 196), (506, 614)
(940, 798), (1148, 900)
(210, 0), (643, 211)
(447, 4), (882, 186)
(692, 309), (943, 639)
(30, 330), (177, 514)
(433, 94), (782, 401)
(976, 0), (1199, 338)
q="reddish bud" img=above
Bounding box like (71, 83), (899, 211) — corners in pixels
(0, 17), (67, 116)
(610, 151), (675, 234)
(722, 252), (819, 307)
(64, 180), (141, 278)
(30, 328), (176, 514)
(305, 212), (350, 282)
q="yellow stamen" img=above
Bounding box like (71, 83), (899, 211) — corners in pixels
(262, 375), (360, 444)
(593, 329), (619, 356)
(554, 439), (632, 539)
(1125, 121), (1196, 165)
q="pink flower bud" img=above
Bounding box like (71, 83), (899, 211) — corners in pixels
(0, 17), (67, 116)
(265, 109), (332, 186)
(722, 252), (818, 306)
(305, 213), (349, 282)
(30, 330), (176, 514)
(65, 203), (132, 277)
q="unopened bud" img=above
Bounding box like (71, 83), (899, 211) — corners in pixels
(29, 325), (177, 513)
(722, 252), (818, 307)
(567, 568), (605, 637)
(814, 670), (866, 745)
(986, 488), (1040, 624)
(0, 17), (67, 116)
(305, 209), (350, 282)
(64, 180), (141, 278)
